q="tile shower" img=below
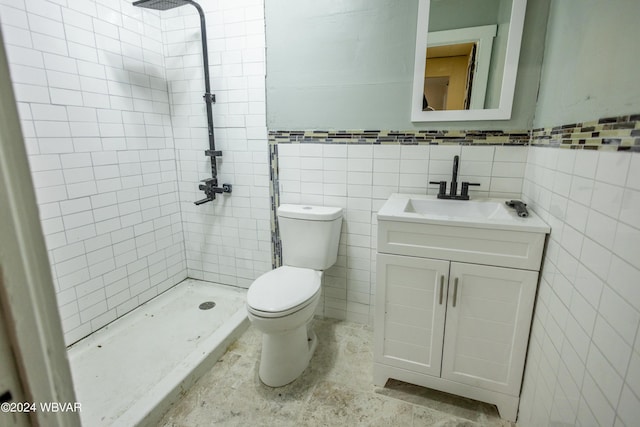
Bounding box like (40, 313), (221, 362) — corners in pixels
(0, 0), (270, 345)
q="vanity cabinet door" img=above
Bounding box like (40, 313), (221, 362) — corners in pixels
(374, 253), (449, 377)
(440, 262), (538, 396)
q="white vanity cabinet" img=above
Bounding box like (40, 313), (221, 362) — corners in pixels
(374, 216), (547, 422)
(375, 255), (449, 378)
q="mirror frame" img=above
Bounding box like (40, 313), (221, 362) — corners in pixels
(411, 0), (527, 122)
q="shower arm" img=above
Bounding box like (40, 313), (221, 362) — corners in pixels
(186, 1), (231, 205)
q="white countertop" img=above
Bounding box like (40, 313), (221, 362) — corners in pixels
(377, 194), (551, 233)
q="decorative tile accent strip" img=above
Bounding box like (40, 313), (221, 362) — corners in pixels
(268, 143), (282, 269)
(269, 129), (531, 145)
(269, 144), (282, 268)
(531, 113), (640, 151)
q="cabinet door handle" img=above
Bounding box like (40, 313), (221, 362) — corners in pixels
(439, 275), (444, 305)
(452, 277), (458, 307)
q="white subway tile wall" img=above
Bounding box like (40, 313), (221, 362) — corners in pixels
(277, 143), (528, 324)
(0, 0), (269, 345)
(2, 0), (188, 345)
(161, 0), (271, 287)
(518, 147), (640, 427)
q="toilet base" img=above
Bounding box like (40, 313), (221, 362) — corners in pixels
(258, 322), (317, 387)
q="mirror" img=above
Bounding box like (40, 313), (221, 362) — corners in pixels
(411, 0), (527, 122)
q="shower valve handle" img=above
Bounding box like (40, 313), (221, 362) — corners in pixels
(194, 180), (232, 205)
(194, 197), (213, 206)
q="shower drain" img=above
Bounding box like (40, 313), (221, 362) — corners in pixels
(199, 301), (216, 310)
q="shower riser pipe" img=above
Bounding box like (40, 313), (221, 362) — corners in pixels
(132, 0), (231, 205)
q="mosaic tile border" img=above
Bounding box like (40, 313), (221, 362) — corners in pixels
(268, 143), (282, 269)
(530, 113), (640, 151)
(269, 129), (531, 146)
(269, 113), (640, 150)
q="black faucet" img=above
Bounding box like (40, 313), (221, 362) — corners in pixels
(450, 155), (459, 197)
(429, 155), (480, 200)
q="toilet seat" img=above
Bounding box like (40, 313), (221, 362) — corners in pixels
(247, 266), (321, 318)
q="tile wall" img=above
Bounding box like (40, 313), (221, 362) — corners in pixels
(0, 0), (271, 344)
(275, 142), (529, 324)
(517, 145), (640, 423)
(1, 0), (187, 344)
(160, 0), (271, 288)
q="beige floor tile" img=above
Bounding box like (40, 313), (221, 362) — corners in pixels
(158, 319), (516, 427)
(297, 380), (414, 426)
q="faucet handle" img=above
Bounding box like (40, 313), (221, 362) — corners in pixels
(461, 182), (480, 198)
(429, 181), (447, 198)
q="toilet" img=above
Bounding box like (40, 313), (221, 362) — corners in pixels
(246, 204), (343, 387)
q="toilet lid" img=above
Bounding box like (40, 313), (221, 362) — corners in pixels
(247, 266), (321, 313)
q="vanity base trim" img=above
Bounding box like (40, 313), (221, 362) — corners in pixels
(373, 363), (519, 422)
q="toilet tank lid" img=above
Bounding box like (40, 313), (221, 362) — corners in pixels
(277, 204), (343, 221)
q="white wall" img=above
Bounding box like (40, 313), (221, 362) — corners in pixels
(519, 148), (640, 426)
(278, 143), (527, 324)
(160, 0), (271, 288)
(0, 0), (187, 344)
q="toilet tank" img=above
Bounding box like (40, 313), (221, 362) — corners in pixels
(277, 204), (343, 270)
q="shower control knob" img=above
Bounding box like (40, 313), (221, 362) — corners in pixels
(222, 183), (232, 193)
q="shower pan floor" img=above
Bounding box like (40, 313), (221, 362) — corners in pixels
(67, 279), (248, 427)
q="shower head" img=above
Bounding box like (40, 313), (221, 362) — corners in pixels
(132, 0), (193, 11)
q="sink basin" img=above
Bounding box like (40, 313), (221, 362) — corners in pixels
(378, 194), (550, 232)
(404, 198), (512, 220)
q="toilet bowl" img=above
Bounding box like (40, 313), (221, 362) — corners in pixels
(246, 204), (343, 387)
(247, 266), (322, 387)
